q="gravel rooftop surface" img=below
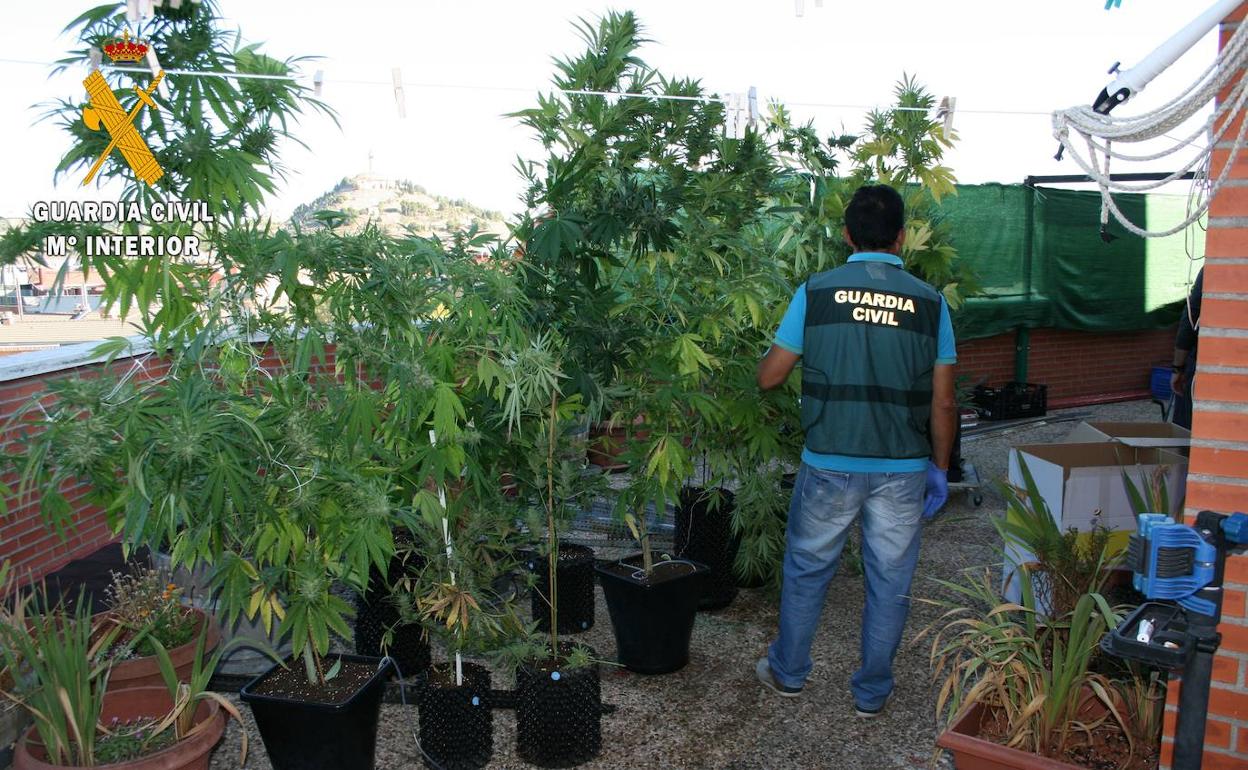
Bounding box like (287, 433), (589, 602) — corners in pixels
(207, 400), (1159, 770)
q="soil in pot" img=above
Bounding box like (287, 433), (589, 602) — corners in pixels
(595, 556), (707, 674)
(99, 608), (221, 691)
(675, 486), (739, 610)
(14, 686), (224, 770)
(414, 662), (492, 770)
(516, 650), (601, 768)
(528, 543), (595, 634)
(240, 653), (393, 770)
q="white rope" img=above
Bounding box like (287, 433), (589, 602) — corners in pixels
(1052, 16), (1248, 238)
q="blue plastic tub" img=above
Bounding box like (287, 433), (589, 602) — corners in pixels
(1150, 365), (1172, 402)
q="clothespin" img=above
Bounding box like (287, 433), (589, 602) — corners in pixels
(88, 47), (103, 72)
(748, 86), (759, 126)
(145, 46), (170, 99)
(313, 69), (324, 97)
(795, 0), (805, 17)
(936, 96), (957, 135)
(392, 68), (406, 118)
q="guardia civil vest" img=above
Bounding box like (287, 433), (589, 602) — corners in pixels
(800, 258), (942, 460)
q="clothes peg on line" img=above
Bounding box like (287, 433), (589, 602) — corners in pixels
(392, 68), (406, 118)
(937, 96), (957, 135)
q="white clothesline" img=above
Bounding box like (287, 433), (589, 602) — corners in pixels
(0, 55), (1078, 118)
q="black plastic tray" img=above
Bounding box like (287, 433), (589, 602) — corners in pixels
(1101, 602), (1193, 669)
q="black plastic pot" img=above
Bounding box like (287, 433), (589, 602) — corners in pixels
(676, 486), (738, 610)
(240, 653), (394, 770)
(516, 657), (601, 768)
(354, 599), (430, 679)
(528, 543), (596, 634)
(595, 556), (708, 674)
(354, 544), (430, 678)
(414, 662), (493, 770)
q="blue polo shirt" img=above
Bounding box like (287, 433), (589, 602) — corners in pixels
(773, 252), (957, 473)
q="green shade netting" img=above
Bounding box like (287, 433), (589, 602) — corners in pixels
(940, 183), (1204, 340)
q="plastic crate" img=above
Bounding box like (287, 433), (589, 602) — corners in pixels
(972, 382), (1047, 421)
(1150, 365), (1173, 402)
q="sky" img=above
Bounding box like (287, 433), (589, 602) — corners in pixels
(0, 1), (1224, 222)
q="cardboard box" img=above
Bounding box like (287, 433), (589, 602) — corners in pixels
(1002, 442), (1187, 604)
(1064, 421), (1191, 453)
(1007, 442), (1188, 534)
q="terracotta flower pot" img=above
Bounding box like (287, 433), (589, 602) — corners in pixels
(936, 693), (1128, 770)
(98, 609), (221, 692)
(587, 417), (648, 472)
(14, 686), (225, 770)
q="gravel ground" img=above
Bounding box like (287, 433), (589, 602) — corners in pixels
(208, 400), (1159, 770)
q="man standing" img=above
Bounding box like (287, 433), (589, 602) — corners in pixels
(753, 185), (958, 717)
(1170, 267), (1203, 430)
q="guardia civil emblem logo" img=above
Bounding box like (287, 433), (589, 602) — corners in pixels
(81, 29), (165, 186)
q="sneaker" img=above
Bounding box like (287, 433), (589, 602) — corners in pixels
(854, 698), (888, 719)
(755, 658), (802, 697)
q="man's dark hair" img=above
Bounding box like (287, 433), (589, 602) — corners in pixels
(844, 185), (905, 251)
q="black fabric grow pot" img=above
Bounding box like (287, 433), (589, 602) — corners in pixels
(240, 653), (394, 770)
(676, 486), (738, 609)
(595, 556), (708, 674)
(528, 542), (595, 634)
(414, 662), (493, 770)
(516, 657), (601, 768)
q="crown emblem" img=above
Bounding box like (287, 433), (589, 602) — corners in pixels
(103, 30), (149, 63)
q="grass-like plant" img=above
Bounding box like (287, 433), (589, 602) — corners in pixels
(918, 568), (1133, 759)
(0, 588), (117, 765)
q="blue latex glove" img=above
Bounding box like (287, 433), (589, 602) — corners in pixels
(922, 461), (949, 521)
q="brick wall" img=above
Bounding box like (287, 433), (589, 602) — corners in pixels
(0, 354), (169, 582)
(956, 327), (1175, 408)
(1160, 4), (1248, 768)
(0, 343), (340, 584)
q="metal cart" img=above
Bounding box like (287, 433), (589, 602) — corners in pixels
(948, 461), (984, 507)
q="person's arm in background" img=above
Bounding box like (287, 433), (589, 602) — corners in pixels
(929, 365), (957, 469)
(758, 284), (805, 391)
(924, 297), (958, 520)
(1171, 267), (1203, 396)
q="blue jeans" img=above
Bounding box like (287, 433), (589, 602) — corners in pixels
(767, 463), (925, 709)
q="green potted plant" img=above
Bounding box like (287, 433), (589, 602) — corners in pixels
(505, 387), (604, 768)
(922, 568), (1160, 770)
(921, 460), (1161, 769)
(94, 566), (221, 692)
(404, 478), (522, 770)
(0, 586), (240, 770)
